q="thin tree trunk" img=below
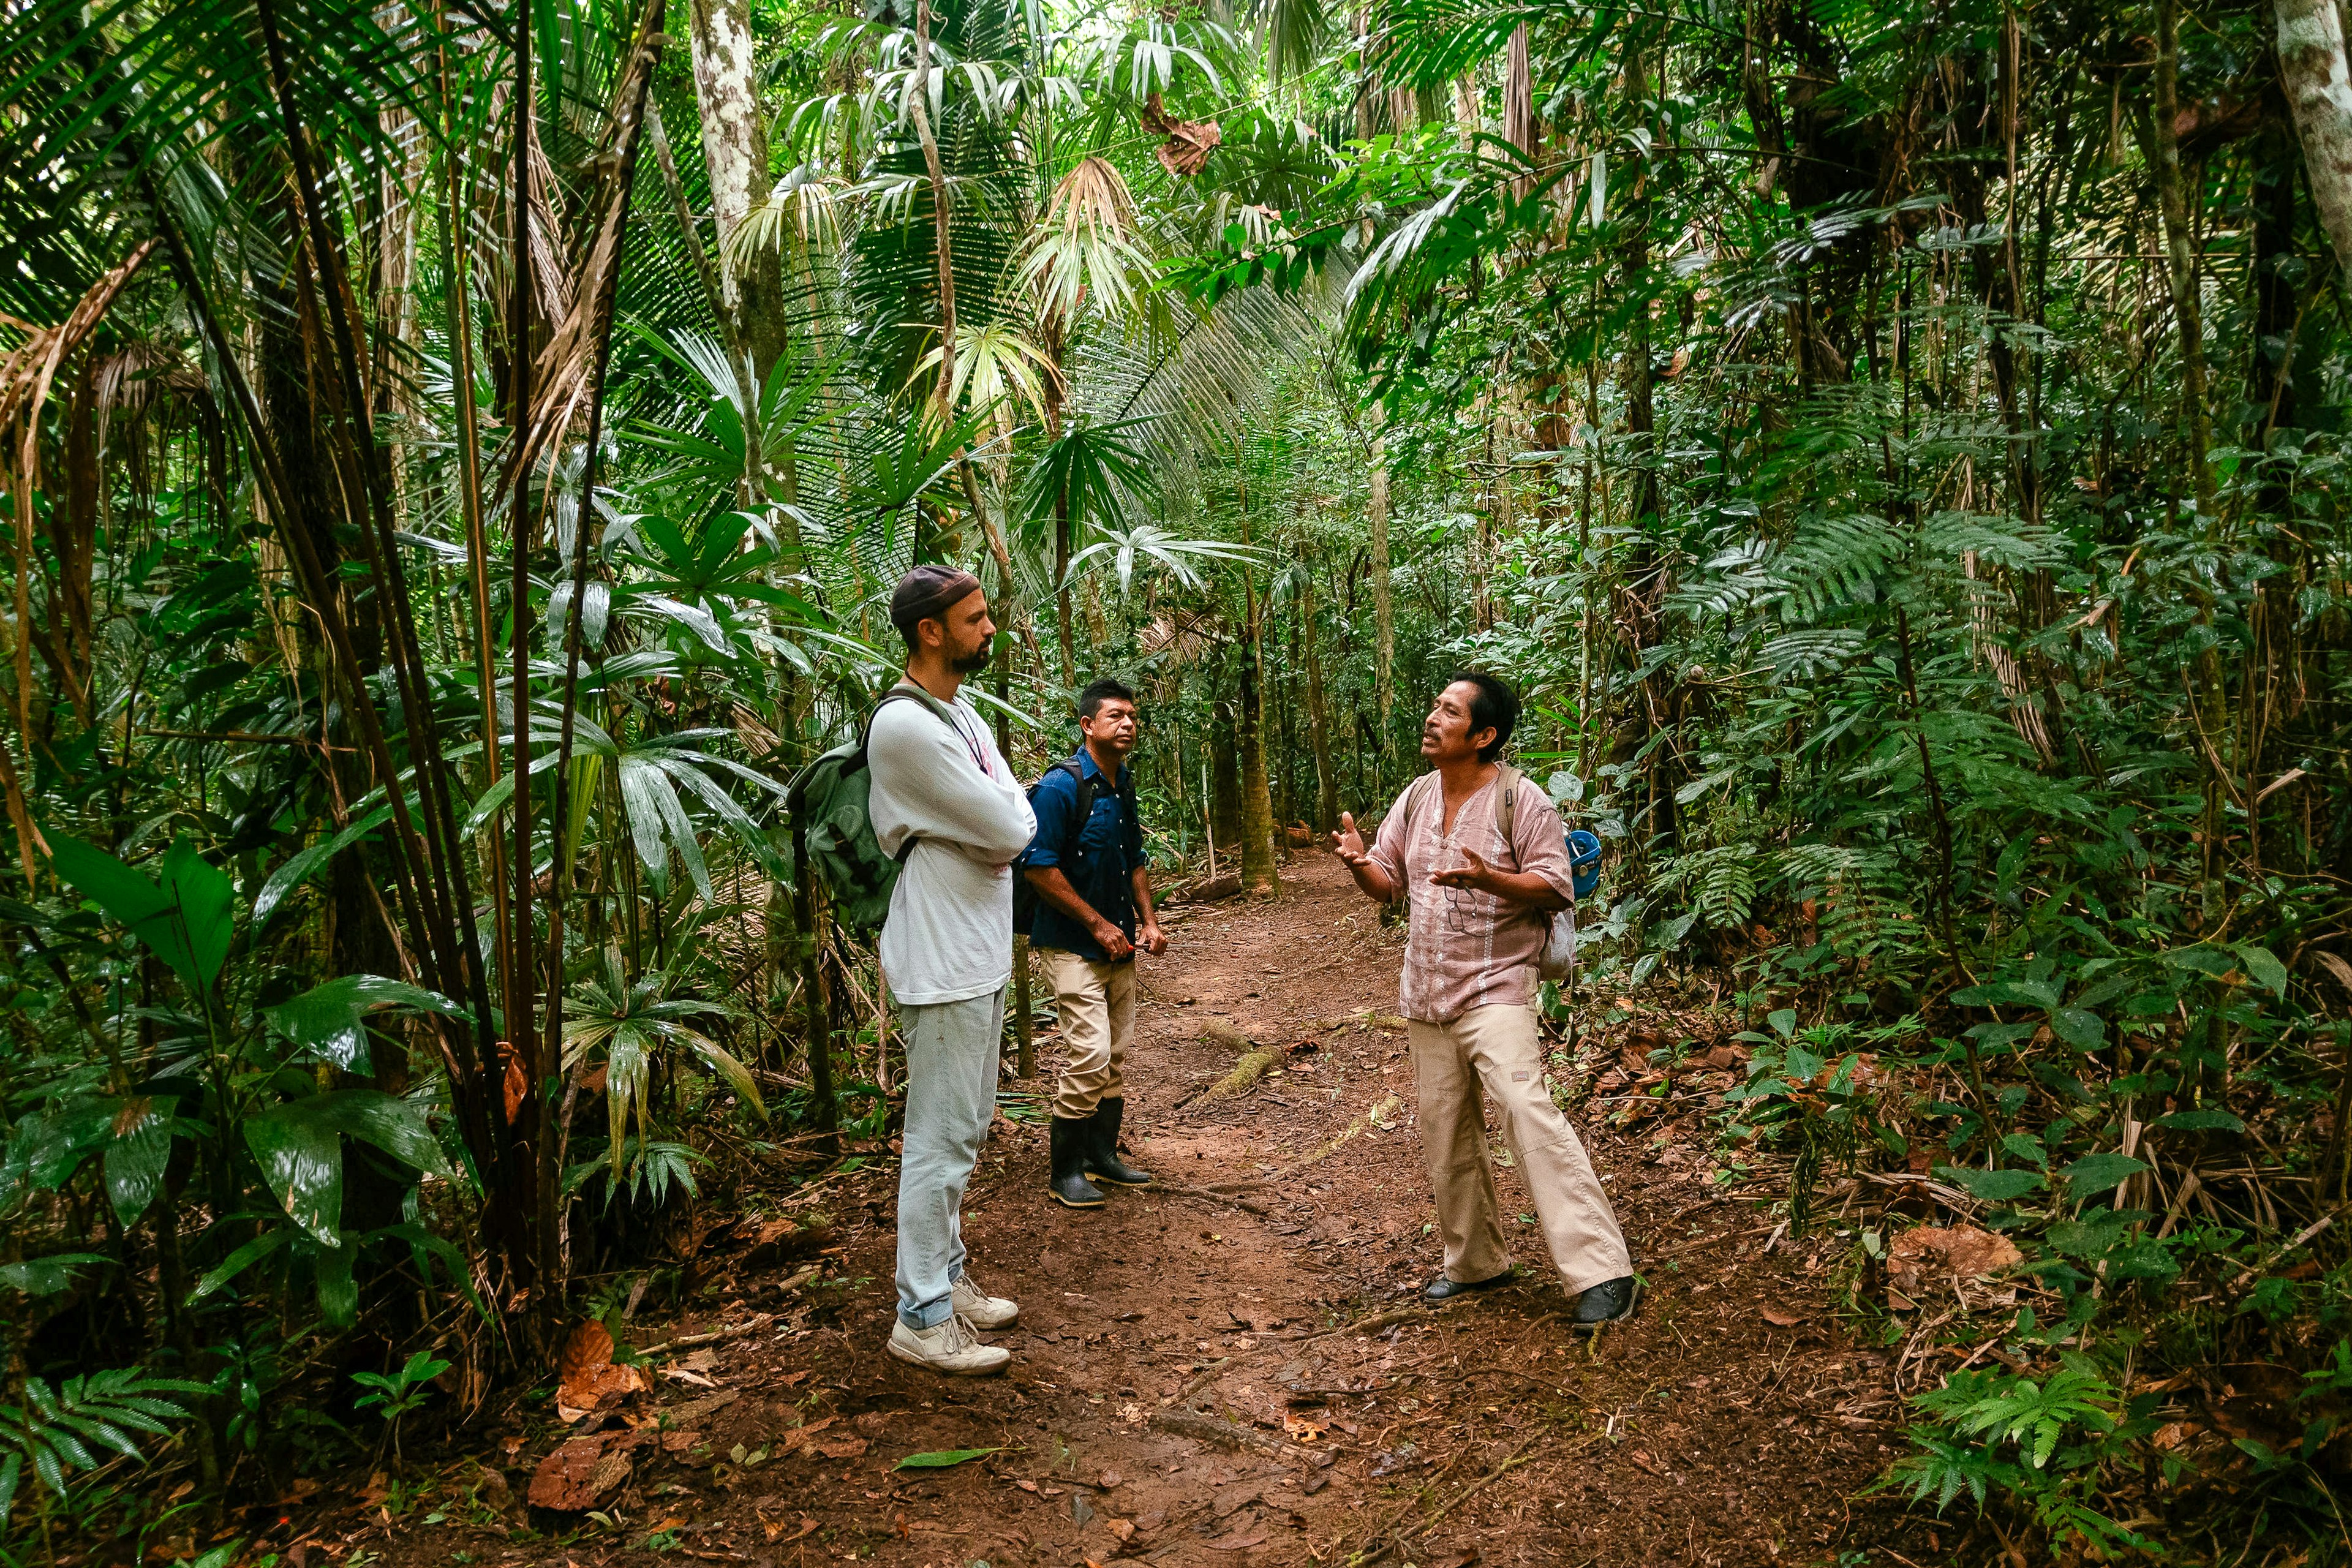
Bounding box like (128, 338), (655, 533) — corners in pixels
(2154, 0), (2215, 512)
(1238, 618), (1279, 894)
(1368, 434), (1395, 740)
(1300, 566), (1339, 831)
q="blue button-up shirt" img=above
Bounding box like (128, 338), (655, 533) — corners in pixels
(1020, 747), (1142, 963)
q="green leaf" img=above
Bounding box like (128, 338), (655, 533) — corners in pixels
(2155, 1109), (2245, 1133)
(313, 1235), (358, 1329)
(2232, 944), (2289, 997)
(244, 1105), (344, 1243)
(159, 839), (235, 987)
(2059, 1153), (2150, 1194)
(190, 1229), (291, 1300)
(102, 1096), (176, 1227)
(1937, 1166), (2046, 1203)
(0, 1254), (108, 1295)
(46, 834), (235, 992)
(252, 805), (393, 925)
(894, 1447), (1001, 1470)
(1950, 979), (2063, 1011)
(2048, 1008), (2105, 1049)
(263, 976), (464, 1074)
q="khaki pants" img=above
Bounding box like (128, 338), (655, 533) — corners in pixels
(1409, 1004), (1630, 1295)
(1042, 948), (1137, 1119)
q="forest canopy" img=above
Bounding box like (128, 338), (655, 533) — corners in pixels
(3, 0), (2352, 1559)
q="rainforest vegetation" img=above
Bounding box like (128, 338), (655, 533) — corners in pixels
(4, 0), (2352, 1559)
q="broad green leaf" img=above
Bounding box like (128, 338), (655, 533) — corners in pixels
(312, 1235), (358, 1328)
(2048, 1008), (2105, 1049)
(43, 834), (170, 928)
(2058, 1152), (2149, 1194)
(47, 834), (235, 992)
(102, 1096), (176, 1227)
(894, 1446), (1001, 1470)
(1937, 1165), (2046, 1203)
(159, 839), (235, 987)
(264, 976), (464, 1074)
(2231, 944), (2288, 997)
(244, 1104), (344, 1242)
(0, 1254), (108, 1295)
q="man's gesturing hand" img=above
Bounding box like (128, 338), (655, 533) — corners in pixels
(1428, 846), (1494, 892)
(1332, 811), (1371, 868)
(1139, 920), (1168, 957)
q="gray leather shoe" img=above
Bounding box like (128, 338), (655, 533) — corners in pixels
(1422, 1268), (1513, 1303)
(1570, 1275), (1642, 1332)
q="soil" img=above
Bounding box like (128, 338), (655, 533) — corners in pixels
(317, 852), (1945, 1568)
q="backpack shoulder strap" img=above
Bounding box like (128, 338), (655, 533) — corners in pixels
(1060, 759), (1100, 857)
(1492, 764), (1524, 871)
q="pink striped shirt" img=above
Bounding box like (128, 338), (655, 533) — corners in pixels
(1368, 769), (1577, 1024)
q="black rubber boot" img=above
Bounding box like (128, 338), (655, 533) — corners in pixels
(1084, 1097), (1153, 1188)
(1049, 1117), (1106, 1209)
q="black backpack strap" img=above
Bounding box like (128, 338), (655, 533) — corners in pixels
(1058, 760), (1098, 862)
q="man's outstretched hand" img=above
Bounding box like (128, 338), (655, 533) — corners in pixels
(1428, 846), (1495, 892)
(1332, 811), (1371, 868)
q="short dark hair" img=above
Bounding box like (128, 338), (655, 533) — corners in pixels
(1079, 677), (1137, 723)
(1446, 671), (1518, 763)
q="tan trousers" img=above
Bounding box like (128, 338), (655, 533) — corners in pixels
(1042, 948), (1137, 1119)
(1409, 1004), (1631, 1295)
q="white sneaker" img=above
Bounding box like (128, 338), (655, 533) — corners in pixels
(887, 1314), (1011, 1377)
(950, 1268), (1019, 1330)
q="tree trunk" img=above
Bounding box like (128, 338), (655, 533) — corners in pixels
(1238, 616), (1280, 895)
(1300, 567), (1340, 831)
(1210, 693), (1242, 873)
(1368, 434), (1395, 742)
(685, 0), (788, 377)
(2278, 0), (2352, 271)
(2154, 0), (2215, 512)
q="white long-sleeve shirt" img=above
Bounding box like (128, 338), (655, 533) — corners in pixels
(867, 688), (1036, 1005)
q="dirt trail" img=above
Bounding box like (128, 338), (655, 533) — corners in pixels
(375, 854), (1936, 1568)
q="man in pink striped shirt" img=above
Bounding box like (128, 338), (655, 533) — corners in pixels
(1333, 673), (1637, 1333)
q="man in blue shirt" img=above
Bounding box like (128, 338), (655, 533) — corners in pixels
(1020, 678), (1167, 1209)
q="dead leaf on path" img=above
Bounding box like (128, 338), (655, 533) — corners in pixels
(1201, 1520), (1270, 1552)
(659, 1430), (701, 1454)
(1368, 1095), (1403, 1131)
(811, 1436), (869, 1460)
(1427, 1550), (1482, 1568)
(660, 1366), (718, 1387)
(760, 1515), (818, 1543)
(773, 1415), (839, 1453)
(1628, 1448), (1668, 1477)
(1283, 1409), (1330, 1442)
(1887, 1225), (2025, 1300)
(556, 1321), (649, 1420)
(2152, 1420), (2203, 1451)
(529, 1436), (634, 1511)
(1759, 1306), (1801, 1328)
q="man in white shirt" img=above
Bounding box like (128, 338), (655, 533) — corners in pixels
(868, 565), (1036, 1375)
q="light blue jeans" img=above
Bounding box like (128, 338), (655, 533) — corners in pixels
(894, 987), (1004, 1329)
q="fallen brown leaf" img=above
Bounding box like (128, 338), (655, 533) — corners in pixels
(1759, 1306), (1801, 1328)
(1201, 1521), (1270, 1552)
(555, 1320), (649, 1419)
(1886, 1224), (2025, 1296)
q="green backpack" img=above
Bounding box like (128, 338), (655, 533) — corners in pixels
(785, 682), (957, 932)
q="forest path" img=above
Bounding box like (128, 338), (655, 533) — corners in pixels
(383, 854), (1936, 1568)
